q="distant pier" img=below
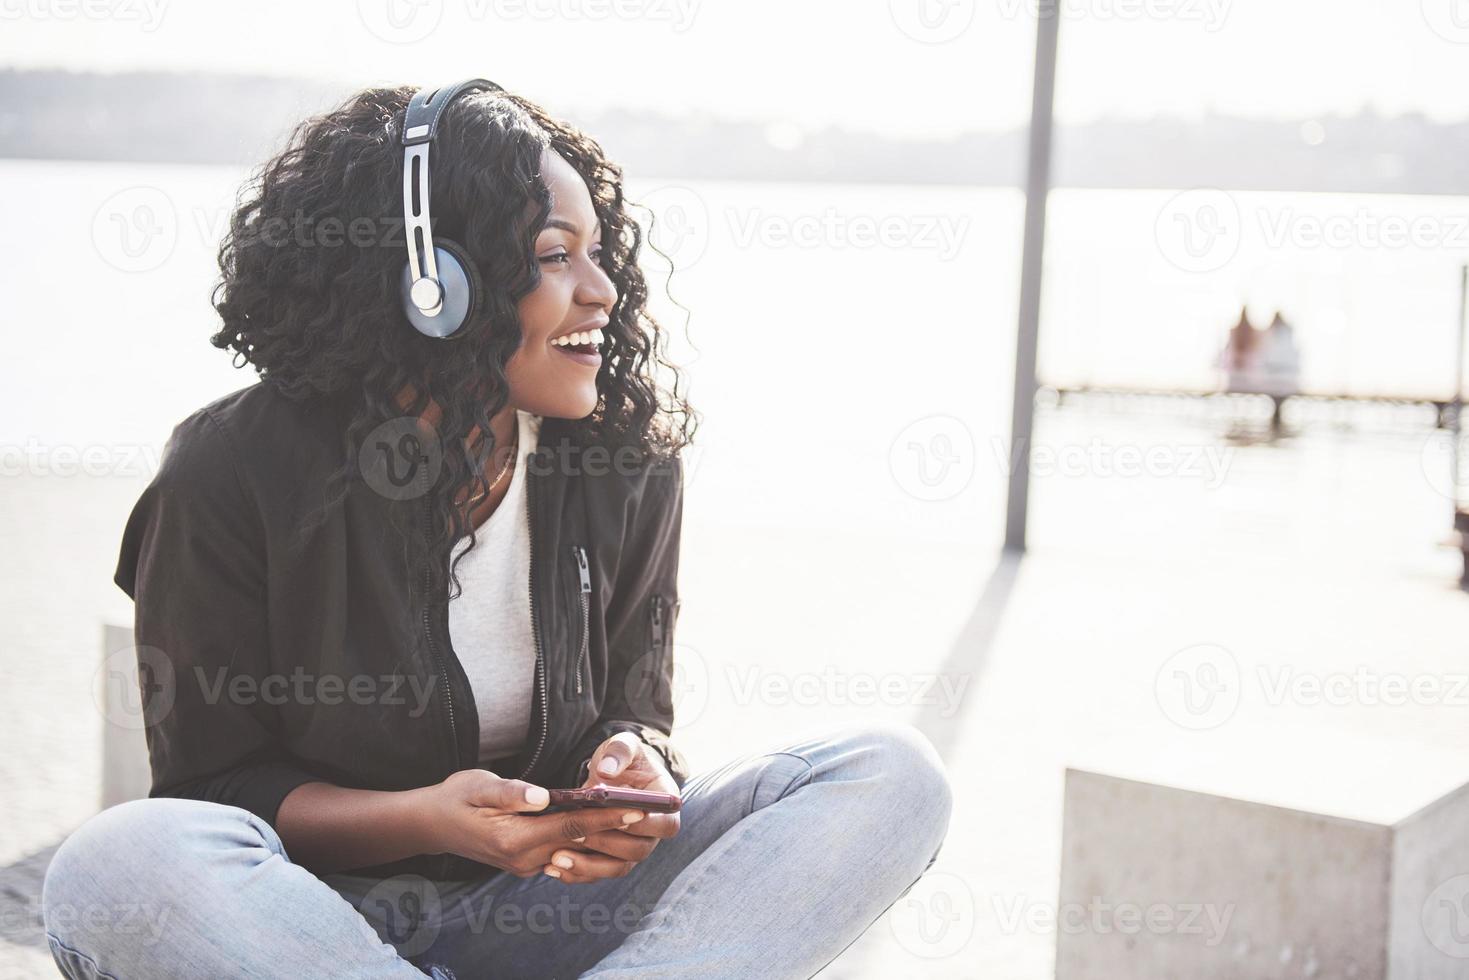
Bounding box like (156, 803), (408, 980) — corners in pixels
(1046, 384), (1458, 434)
(1048, 384), (1469, 590)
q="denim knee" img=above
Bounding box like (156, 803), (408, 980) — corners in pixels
(42, 798), (275, 951)
(843, 721), (954, 860)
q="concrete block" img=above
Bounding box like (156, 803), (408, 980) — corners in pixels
(99, 623), (152, 809)
(1389, 780), (1469, 977)
(1058, 769), (1469, 980)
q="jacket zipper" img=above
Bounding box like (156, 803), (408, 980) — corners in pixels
(572, 545), (591, 696)
(650, 594), (666, 659)
(516, 465), (549, 781)
(420, 452), (459, 773)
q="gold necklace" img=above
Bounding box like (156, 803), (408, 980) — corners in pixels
(465, 432), (519, 506)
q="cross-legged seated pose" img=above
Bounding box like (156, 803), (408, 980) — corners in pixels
(42, 80), (952, 979)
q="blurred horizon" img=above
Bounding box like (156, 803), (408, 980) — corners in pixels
(3, 66), (1468, 195)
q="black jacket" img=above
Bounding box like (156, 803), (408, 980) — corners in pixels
(114, 381), (688, 880)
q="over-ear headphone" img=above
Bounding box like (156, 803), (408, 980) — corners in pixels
(399, 78), (504, 340)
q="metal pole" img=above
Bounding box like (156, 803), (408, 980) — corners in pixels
(1453, 264), (1467, 514)
(1004, 0), (1061, 553)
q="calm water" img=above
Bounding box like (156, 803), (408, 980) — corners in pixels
(6, 160), (1469, 446)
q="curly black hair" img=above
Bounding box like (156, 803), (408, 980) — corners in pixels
(208, 83), (696, 607)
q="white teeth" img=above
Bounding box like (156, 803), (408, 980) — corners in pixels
(553, 328), (606, 347)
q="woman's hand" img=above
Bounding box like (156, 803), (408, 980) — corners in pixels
(542, 733), (683, 884)
(423, 769), (649, 880)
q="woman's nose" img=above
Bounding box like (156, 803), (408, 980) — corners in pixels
(576, 258), (618, 312)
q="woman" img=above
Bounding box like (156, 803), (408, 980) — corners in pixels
(41, 80), (953, 979)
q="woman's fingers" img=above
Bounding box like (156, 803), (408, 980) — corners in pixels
(610, 811), (680, 840)
(544, 847), (637, 881)
(542, 865), (608, 885)
(537, 814), (671, 881)
(588, 732), (644, 780)
(525, 808), (646, 850)
(565, 828), (660, 863)
(457, 770), (551, 812)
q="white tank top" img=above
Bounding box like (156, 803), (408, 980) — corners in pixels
(447, 409), (540, 766)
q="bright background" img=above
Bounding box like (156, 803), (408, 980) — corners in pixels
(3, 2), (1469, 976)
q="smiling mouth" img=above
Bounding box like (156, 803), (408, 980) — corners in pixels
(550, 326), (605, 364)
(551, 338), (602, 365)
(555, 340), (600, 356)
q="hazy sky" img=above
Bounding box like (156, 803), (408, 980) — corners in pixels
(3, 0), (1467, 135)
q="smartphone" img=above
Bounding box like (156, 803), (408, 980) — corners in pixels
(546, 785), (683, 813)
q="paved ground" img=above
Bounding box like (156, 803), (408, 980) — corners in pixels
(5, 409), (1467, 977)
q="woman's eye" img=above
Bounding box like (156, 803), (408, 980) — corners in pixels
(539, 248), (603, 266)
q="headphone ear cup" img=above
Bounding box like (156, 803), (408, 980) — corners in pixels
(399, 239), (482, 340)
(436, 239), (482, 334)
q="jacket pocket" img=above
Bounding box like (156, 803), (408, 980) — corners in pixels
(563, 544), (592, 699)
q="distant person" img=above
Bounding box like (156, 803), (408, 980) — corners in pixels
(41, 80), (952, 979)
(1257, 311), (1303, 396)
(1218, 307), (1301, 396)
(1218, 305), (1259, 392)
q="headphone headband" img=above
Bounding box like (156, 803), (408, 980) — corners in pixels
(400, 78), (503, 337)
(401, 78), (502, 146)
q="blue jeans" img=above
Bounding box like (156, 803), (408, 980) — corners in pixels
(42, 721), (952, 979)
